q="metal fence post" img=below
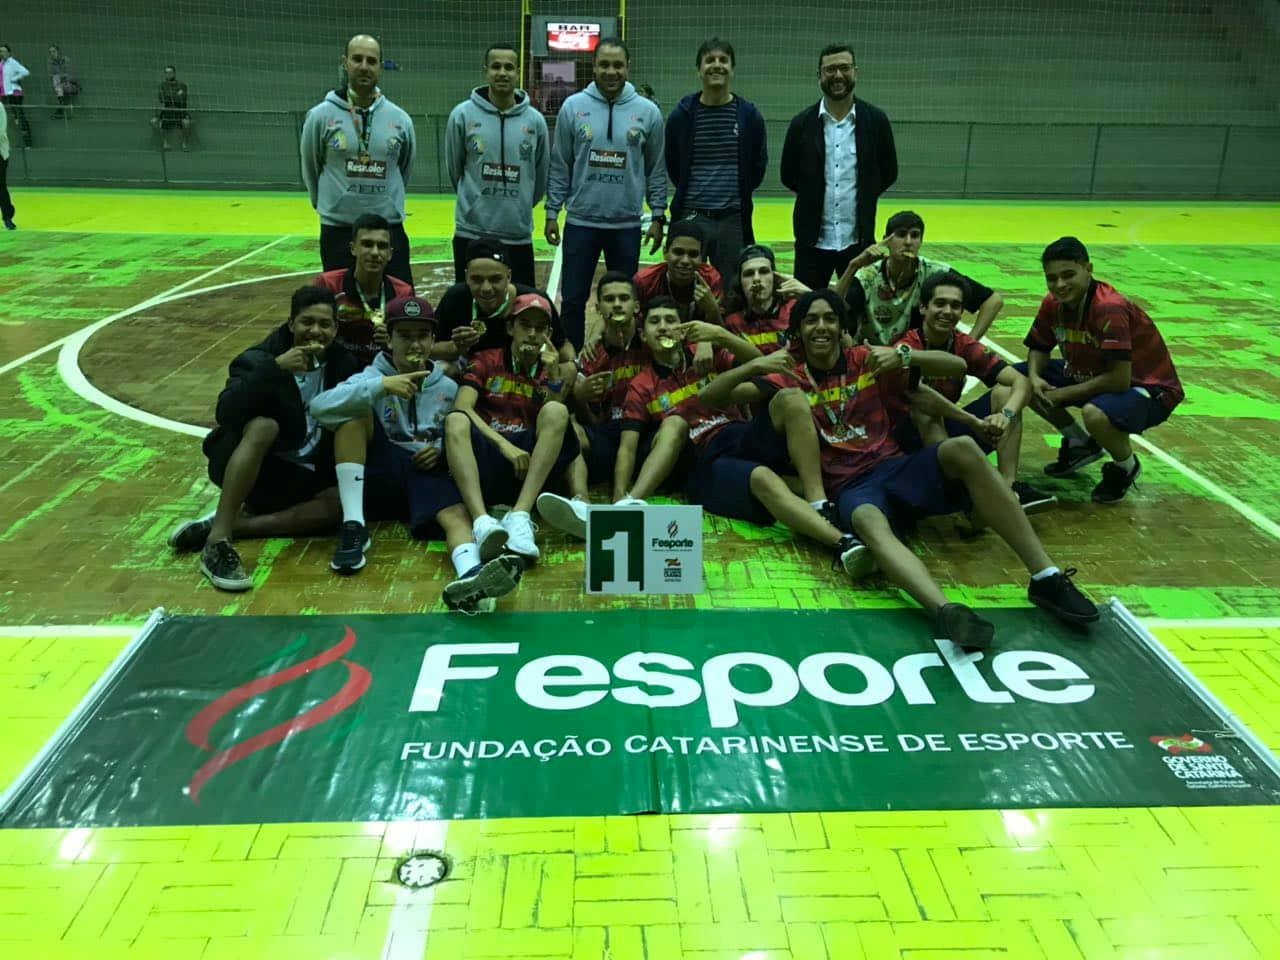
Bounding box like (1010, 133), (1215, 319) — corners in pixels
(1087, 123), (1102, 198)
(1214, 125), (1232, 199)
(961, 122), (974, 198)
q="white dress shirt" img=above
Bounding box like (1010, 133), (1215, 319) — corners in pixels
(816, 99), (857, 252)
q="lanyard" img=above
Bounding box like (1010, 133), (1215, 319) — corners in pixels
(355, 279), (385, 325)
(803, 360), (849, 427)
(345, 92), (376, 156)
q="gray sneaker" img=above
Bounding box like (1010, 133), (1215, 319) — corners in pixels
(199, 540), (252, 592)
(169, 512), (214, 552)
(443, 555), (524, 610)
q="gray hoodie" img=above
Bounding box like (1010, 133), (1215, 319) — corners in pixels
(309, 352), (456, 454)
(300, 89), (415, 226)
(446, 88), (549, 244)
(546, 81), (667, 230)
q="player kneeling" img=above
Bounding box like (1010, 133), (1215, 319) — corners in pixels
(309, 295), (522, 611)
(703, 290), (1098, 649)
(445, 293), (581, 563)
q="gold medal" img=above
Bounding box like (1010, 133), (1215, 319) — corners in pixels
(472, 320), (487, 337)
(658, 336), (677, 350)
(369, 309), (384, 328)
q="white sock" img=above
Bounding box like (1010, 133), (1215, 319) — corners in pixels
(1061, 423), (1089, 444)
(810, 499), (827, 512)
(335, 462), (366, 525)
(451, 542), (481, 576)
(1115, 453), (1137, 473)
(1031, 566), (1061, 581)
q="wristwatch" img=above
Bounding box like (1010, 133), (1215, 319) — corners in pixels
(1002, 407), (1018, 420)
(895, 342), (913, 368)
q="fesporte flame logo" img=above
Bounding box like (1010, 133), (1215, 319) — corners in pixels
(184, 626), (371, 804)
(667, 520), (679, 537)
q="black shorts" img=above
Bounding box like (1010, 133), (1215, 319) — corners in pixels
(834, 445), (969, 532)
(364, 425), (464, 540)
(467, 423), (580, 507)
(206, 429), (336, 515)
(685, 414), (793, 525)
(585, 419), (655, 486)
(1013, 360), (1174, 434)
(895, 397), (996, 454)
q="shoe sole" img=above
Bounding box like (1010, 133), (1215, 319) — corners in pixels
(199, 559), (252, 592)
(330, 533), (372, 574)
(537, 494), (588, 540)
(1044, 448), (1105, 477)
(1030, 595), (1101, 625)
(168, 515), (213, 551)
(444, 556), (523, 609)
(478, 527), (510, 563)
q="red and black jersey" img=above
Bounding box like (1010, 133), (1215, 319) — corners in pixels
(313, 268), (414, 366)
(463, 347), (559, 437)
(622, 345), (743, 449)
(896, 328), (1005, 403)
(756, 346), (910, 493)
(724, 299), (795, 355)
(578, 337), (649, 423)
(1025, 280), (1184, 410)
(633, 262), (723, 320)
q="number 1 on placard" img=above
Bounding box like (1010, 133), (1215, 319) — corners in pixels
(599, 531), (641, 592)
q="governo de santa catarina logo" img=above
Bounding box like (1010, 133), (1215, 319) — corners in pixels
(1149, 734), (1213, 755)
(183, 627), (371, 804)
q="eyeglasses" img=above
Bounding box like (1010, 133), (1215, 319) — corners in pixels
(820, 64), (854, 76)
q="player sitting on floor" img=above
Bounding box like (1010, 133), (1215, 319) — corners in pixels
(432, 238), (576, 370)
(1020, 236), (1184, 503)
(169, 286), (358, 592)
(312, 213), (414, 366)
(699, 289), (1099, 649)
(537, 272), (650, 537)
(309, 294), (523, 610)
(893, 271), (1056, 514)
(444, 292), (581, 563)
(722, 244), (811, 355)
(834, 210), (1005, 345)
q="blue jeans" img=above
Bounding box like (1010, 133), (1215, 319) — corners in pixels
(559, 223), (641, 349)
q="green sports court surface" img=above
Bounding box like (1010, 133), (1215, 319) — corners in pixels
(0, 190), (1278, 958)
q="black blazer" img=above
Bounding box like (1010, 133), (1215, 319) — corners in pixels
(780, 98), (898, 249)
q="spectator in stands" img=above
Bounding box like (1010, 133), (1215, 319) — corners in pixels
(446, 42), (549, 287)
(0, 44), (32, 147)
(150, 65), (191, 151)
(0, 106), (14, 229)
(301, 34), (415, 285)
(545, 37), (667, 350)
(168, 287), (358, 592)
(835, 210), (1005, 345)
(781, 44), (897, 290)
(47, 45), (78, 118)
(665, 38), (768, 284)
(1019, 237), (1184, 504)
(312, 213), (414, 366)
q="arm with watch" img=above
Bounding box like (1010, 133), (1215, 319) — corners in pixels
(864, 341), (967, 378)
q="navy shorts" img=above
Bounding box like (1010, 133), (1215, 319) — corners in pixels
(469, 423), (581, 507)
(834, 445), (969, 532)
(364, 425), (464, 540)
(685, 414), (794, 525)
(896, 397), (995, 454)
(205, 429), (335, 515)
(1016, 360), (1173, 434)
(585, 419), (653, 486)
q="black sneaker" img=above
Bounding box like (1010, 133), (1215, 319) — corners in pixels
(443, 555), (524, 610)
(817, 500), (841, 529)
(936, 603), (995, 651)
(330, 521), (371, 574)
(199, 540), (252, 592)
(1028, 568), (1100, 625)
(168, 513), (214, 552)
(1012, 481), (1058, 515)
(1044, 438), (1104, 477)
(834, 534), (876, 579)
(1091, 458), (1142, 505)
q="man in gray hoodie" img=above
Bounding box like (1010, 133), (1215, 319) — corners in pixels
(545, 38), (667, 350)
(301, 34), (416, 285)
(446, 43), (549, 288)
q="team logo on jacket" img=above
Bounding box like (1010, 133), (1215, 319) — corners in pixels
(519, 139), (533, 160)
(328, 130), (349, 151)
(626, 126), (644, 145)
(578, 122), (593, 140)
(468, 134), (485, 155)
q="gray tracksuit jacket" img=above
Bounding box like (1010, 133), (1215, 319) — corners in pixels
(309, 352), (456, 454)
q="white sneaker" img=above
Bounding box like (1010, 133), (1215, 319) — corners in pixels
(537, 493), (590, 539)
(615, 496), (647, 506)
(501, 510), (540, 561)
(473, 514), (509, 562)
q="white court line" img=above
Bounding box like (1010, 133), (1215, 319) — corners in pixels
(961, 322), (1280, 541)
(0, 624), (143, 636)
(1142, 618), (1280, 630)
(547, 237), (565, 308)
(52, 236), (294, 438)
(379, 821), (450, 960)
